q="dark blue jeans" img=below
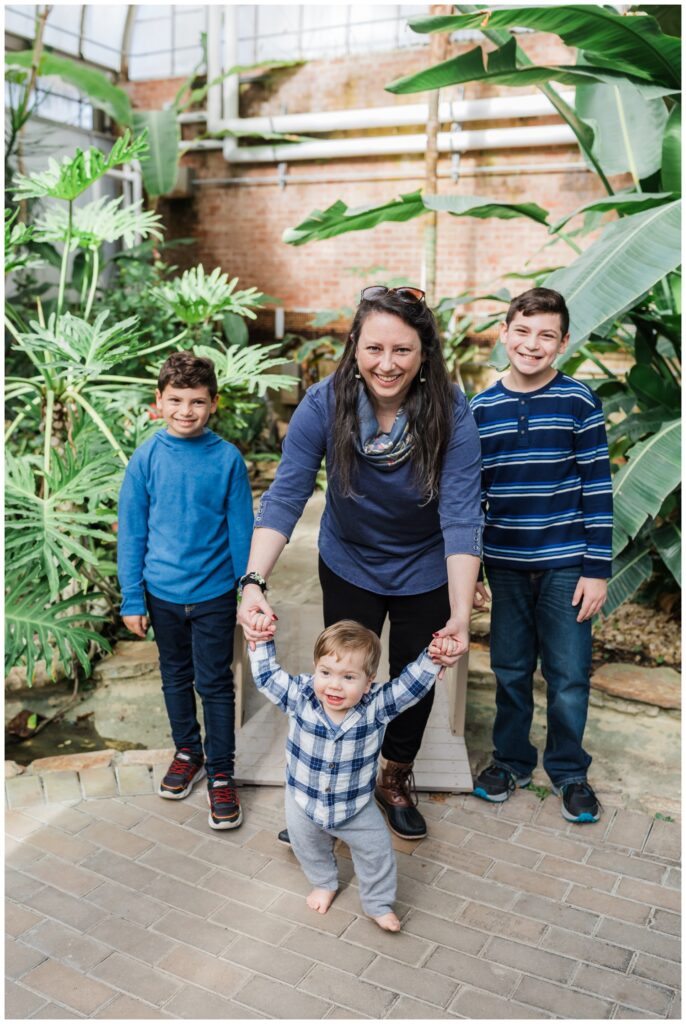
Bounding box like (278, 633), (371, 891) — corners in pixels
(488, 566), (592, 787)
(146, 590), (237, 777)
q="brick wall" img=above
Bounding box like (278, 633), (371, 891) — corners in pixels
(125, 33), (617, 334)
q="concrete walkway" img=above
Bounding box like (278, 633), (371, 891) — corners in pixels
(6, 764), (681, 1019)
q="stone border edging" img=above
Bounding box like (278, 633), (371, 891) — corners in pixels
(5, 748), (173, 810)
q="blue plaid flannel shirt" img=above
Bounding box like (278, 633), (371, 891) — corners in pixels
(248, 640), (439, 828)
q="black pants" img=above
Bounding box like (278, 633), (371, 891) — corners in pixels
(319, 558), (450, 763)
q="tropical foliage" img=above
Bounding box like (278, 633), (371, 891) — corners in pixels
(282, 4), (681, 615)
(5, 137), (295, 682)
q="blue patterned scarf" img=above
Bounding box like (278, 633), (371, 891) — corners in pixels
(355, 384), (415, 470)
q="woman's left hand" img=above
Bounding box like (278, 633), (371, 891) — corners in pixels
(429, 618), (470, 678)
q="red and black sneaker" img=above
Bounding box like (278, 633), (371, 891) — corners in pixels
(158, 749), (206, 800)
(207, 774), (242, 830)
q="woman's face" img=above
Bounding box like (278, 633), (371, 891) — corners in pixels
(354, 311), (423, 410)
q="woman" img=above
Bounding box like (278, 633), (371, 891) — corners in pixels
(238, 285), (483, 840)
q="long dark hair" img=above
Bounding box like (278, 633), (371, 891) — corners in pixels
(332, 290), (454, 500)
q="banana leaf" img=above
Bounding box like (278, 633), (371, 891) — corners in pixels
(132, 109), (180, 198)
(284, 190), (549, 246)
(283, 192), (425, 245)
(549, 200), (682, 360)
(612, 418), (681, 551)
(6, 51), (132, 125)
(406, 7), (681, 90)
(604, 543), (653, 616)
(652, 522), (681, 586)
(551, 192), (677, 232)
(574, 70), (670, 179)
(387, 38), (675, 98)
(424, 194), (549, 224)
(661, 104), (682, 193)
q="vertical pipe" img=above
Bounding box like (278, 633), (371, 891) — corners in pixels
(222, 4), (239, 157)
(421, 5), (451, 305)
(207, 6), (222, 132)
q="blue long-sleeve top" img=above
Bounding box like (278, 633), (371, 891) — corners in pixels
(470, 372), (613, 578)
(255, 375), (483, 595)
(117, 428), (254, 615)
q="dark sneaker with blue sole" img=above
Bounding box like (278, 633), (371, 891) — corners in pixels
(473, 762), (532, 803)
(553, 781), (601, 823)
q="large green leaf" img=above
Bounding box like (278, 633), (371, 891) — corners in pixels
(604, 543), (653, 616)
(284, 190), (549, 246)
(548, 200), (682, 358)
(574, 70), (669, 179)
(637, 6), (681, 39)
(652, 522), (681, 586)
(661, 103), (682, 192)
(155, 266), (264, 326)
(5, 574), (110, 680)
(6, 50), (132, 125)
(193, 344), (298, 398)
(6, 448), (120, 598)
(10, 131), (148, 202)
(551, 192), (676, 232)
(423, 193), (549, 224)
(387, 37), (674, 98)
(35, 196), (163, 251)
(627, 363), (680, 410)
(283, 192), (426, 246)
(407, 7), (681, 89)
(612, 418), (681, 550)
(132, 109), (180, 198)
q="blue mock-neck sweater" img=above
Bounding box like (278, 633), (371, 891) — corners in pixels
(470, 372), (613, 578)
(255, 375), (483, 595)
(117, 428), (253, 615)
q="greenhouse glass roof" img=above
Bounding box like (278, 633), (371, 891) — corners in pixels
(6, 5), (431, 80)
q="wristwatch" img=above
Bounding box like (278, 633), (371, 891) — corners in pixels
(237, 571), (268, 596)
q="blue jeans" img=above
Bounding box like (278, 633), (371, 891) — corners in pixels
(488, 566), (592, 787)
(146, 590), (237, 777)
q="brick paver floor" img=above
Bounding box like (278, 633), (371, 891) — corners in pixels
(5, 773), (681, 1019)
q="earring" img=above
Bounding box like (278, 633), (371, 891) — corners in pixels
(354, 362), (361, 379)
(419, 370), (426, 383)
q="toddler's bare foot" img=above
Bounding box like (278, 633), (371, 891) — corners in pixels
(306, 888), (336, 914)
(371, 911), (401, 931)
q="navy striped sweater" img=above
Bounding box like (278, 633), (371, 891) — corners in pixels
(470, 372), (613, 579)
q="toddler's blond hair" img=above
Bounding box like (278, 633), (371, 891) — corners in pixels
(313, 620), (381, 679)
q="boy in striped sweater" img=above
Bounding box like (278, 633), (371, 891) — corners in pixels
(470, 288), (612, 823)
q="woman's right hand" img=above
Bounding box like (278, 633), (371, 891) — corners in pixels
(237, 584), (277, 650)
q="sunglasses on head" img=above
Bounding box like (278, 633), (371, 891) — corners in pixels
(360, 285), (426, 304)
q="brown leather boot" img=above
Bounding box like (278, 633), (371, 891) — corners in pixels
(375, 759), (427, 839)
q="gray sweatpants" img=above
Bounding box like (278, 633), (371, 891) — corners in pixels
(285, 787), (397, 917)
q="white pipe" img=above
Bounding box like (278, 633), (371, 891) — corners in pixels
(193, 162), (590, 187)
(178, 90), (575, 130)
(222, 5), (239, 159)
(222, 124), (576, 163)
(206, 6), (222, 133)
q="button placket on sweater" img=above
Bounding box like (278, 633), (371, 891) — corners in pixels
(517, 397), (529, 445)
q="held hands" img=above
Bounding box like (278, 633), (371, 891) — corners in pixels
(237, 584), (278, 650)
(572, 576), (607, 622)
(428, 618), (470, 680)
(122, 615), (149, 639)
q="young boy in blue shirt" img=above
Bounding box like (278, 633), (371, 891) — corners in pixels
(470, 288), (612, 823)
(117, 352), (253, 829)
(247, 618), (454, 931)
